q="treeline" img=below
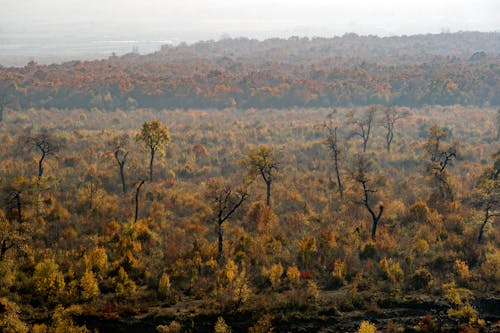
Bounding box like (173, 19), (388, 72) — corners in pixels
(0, 32), (499, 113)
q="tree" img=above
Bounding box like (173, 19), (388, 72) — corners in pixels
(136, 120), (170, 182)
(424, 125), (457, 203)
(473, 151), (500, 243)
(25, 131), (61, 180)
(0, 75), (20, 123)
(240, 146), (279, 206)
(350, 154), (384, 240)
(206, 178), (248, 262)
(110, 135), (129, 194)
(324, 110), (344, 200)
(134, 180), (145, 223)
(348, 106), (377, 153)
(382, 106), (408, 153)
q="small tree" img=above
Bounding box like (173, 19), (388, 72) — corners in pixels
(136, 120), (170, 182)
(25, 131), (61, 180)
(324, 110), (344, 200)
(206, 178), (248, 263)
(110, 135), (129, 194)
(348, 106), (377, 153)
(350, 154), (384, 240)
(424, 124), (457, 203)
(473, 151), (500, 243)
(382, 106), (408, 153)
(240, 146), (278, 206)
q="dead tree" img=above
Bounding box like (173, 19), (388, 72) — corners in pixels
(134, 180), (145, 223)
(25, 132), (61, 180)
(382, 106), (408, 153)
(207, 178), (248, 263)
(348, 106), (377, 153)
(324, 110), (344, 200)
(351, 154), (384, 240)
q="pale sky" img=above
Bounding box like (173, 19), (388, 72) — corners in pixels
(0, 0), (498, 61)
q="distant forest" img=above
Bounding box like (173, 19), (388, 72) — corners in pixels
(1, 32), (499, 111)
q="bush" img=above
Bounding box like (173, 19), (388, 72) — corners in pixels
(410, 269), (433, 290)
(358, 320), (376, 333)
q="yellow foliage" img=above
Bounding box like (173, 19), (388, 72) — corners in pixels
(286, 265), (301, 287)
(156, 321), (182, 333)
(454, 259), (470, 280)
(80, 269), (100, 300)
(214, 317), (231, 333)
(0, 298), (28, 333)
(305, 280), (319, 302)
(158, 272), (172, 298)
(414, 239), (429, 255)
(89, 247), (108, 273)
(358, 321), (376, 333)
(49, 305), (89, 333)
(225, 259), (238, 283)
(263, 263), (283, 288)
(32, 259), (65, 301)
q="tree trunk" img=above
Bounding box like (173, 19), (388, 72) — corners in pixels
(15, 192), (22, 223)
(217, 221), (223, 263)
(149, 148), (155, 182)
(266, 181), (271, 206)
(477, 209), (490, 243)
(0, 105), (3, 122)
(370, 205), (384, 240)
(119, 164), (126, 194)
(38, 152), (46, 179)
(333, 153), (343, 200)
(135, 180), (145, 223)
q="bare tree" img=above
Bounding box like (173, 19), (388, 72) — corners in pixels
(350, 154), (384, 240)
(134, 180), (145, 223)
(206, 178), (248, 263)
(25, 132), (61, 180)
(111, 135), (130, 194)
(382, 106), (408, 153)
(348, 106), (377, 152)
(324, 110), (344, 200)
(424, 125), (457, 202)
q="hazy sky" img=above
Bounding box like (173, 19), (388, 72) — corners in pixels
(0, 0), (498, 62)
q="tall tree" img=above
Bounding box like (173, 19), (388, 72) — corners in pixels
(473, 151), (500, 243)
(25, 132), (61, 180)
(348, 106), (377, 153)
(206, 178), (248, 263)
(110, 135), (129, 194)
(382, 106), (408, 153)
(136, 120), (170, 182)
(324, 110), (344, 200)
(424, 125), (457, 203)
(350, 154), (384, 240)
(240, 146), (279, 206)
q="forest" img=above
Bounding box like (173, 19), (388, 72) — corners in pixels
(0, 32), (499, 333)
(0, 32), (499, 116)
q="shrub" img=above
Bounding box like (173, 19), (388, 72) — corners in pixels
(410, 269), (433, 290)
(214, 317), (231, 333)
(158, 273), (172, 299)
(358, 321), (376, 333)
(32, 259), (66, 301)
(80, 269), (100, 300)
(286, 265), (300, 287)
